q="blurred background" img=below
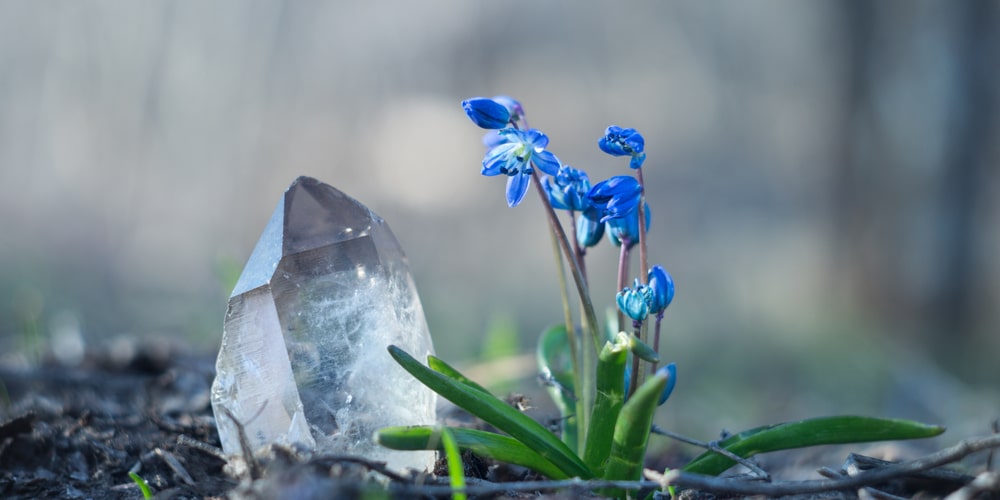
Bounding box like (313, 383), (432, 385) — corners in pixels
(1, 1), (997, 445)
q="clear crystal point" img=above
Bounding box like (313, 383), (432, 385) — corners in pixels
(211, 176), (436, 471)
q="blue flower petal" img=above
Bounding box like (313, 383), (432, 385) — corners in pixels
(482, 142), (519, 176)
(532, 150), (561, 176)
(524, 129), (549, 149)
(576, 208), (605, 248)
(506, 173), (531, 207)
(657, 363), (677, 405)
(629, 152), (646, 170)
(482, 130), (510, 148)
(599, 126), (646, 159)
(463, 97), (511, 129)
(616, 286), (649, 322)
(608, 202), (650, 248)
(588, 175), (641, 206)
(542, 176), (569, 210)
(647, 265), (675, 314)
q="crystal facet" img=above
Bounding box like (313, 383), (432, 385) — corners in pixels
(211, 176), (436, 471)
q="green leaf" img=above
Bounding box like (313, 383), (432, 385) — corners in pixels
(387, 345), (594, 479)
(537, 324), (579, 452)
(427, 355), (494, 395)
(440, 428), (467, 500)
(603, 369), (668, 484)
(583, 332), (629, 476)
(627, 334), (659, 364)
(129, 472), (154, 499)
(377, 425), (569, 480)
(682, 415), (946, 476)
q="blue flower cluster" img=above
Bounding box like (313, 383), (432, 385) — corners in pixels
(462, 95), (677, 405)
(462, 96), (651, 249)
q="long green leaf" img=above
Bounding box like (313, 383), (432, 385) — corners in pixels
(682, 415), (946, 476)
(439, 428), (467, 500)
(603, 369), (668, 485)
(387, 345), (594, 479)
(583, 332), (629, 476)
(377, 425), (569, 479)
(427, 355), (494, 395)
(537, 324), (579, 452)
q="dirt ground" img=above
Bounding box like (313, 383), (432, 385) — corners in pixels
(1, 343), (995, 499)
(0, 343), (559, 499)
(0, 345), (235, 499)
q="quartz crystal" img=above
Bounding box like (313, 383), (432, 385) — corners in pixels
(211, 176), (436, 471)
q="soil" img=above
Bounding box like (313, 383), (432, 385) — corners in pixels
(0, 343), (993, 499)
(0, 344), (234, 499)
(0, 343), (556, 499)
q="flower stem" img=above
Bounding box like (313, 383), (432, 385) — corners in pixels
(615, 241), (630, 334)
(549, 226), (579, 377)
(569, 211), (588, 285)
(636, 167), (649, 288)
(650, 313), (663, 374)
(531, 168), (600, 442)
(628, 321), (642, 399)
(548, 223), (583, 449)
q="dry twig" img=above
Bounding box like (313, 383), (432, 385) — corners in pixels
(374, 433), (1000, 497)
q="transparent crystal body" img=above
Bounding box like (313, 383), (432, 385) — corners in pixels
(211, 176), (436, 471)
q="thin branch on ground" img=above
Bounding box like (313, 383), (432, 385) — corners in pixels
(658, 433), (1000, 496)
(374, 433), (1000, 497)
(177, 434), (227, 461)
(651, 424), (770, 479)
(944, 470), (1000, 500)
(309, 454), (414, 484)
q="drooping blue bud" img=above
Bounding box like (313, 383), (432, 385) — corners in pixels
(607, 202), (650, 249)
(616, 281), (650, 322)
(656, 363), (677, 405)
(576, 208), (605, 248)
(588, 175), (642, 223)
(599, 125), (646, 169)
(647, 265), (675, 314)
(462, 97), (511, 129)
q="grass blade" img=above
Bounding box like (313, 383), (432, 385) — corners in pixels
(377, 425), (569, 479)
(682, 415), (946, 476)
(439, 427), (467, 500)
(387, 345), (593, 478)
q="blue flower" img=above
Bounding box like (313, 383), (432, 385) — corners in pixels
(616, 278), (651, 323)
(462, 97), (511, 129)
(599, 125), (646, 169)
(576, 207), (605, 248)
(588, 175), (642, 223)
(647, 265), (675, 315)
(607, 202), (650, 248)
(482, 128), (561, 207)
(542, 165), (592, 212)
(656, 363), (677, 405)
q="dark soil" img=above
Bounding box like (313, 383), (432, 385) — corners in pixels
(0, 343), (553, 499)
(0, 345), (234, 499)
(0, 343), (993, 499)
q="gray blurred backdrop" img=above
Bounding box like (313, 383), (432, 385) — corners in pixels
(2, 2), (998, 439)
